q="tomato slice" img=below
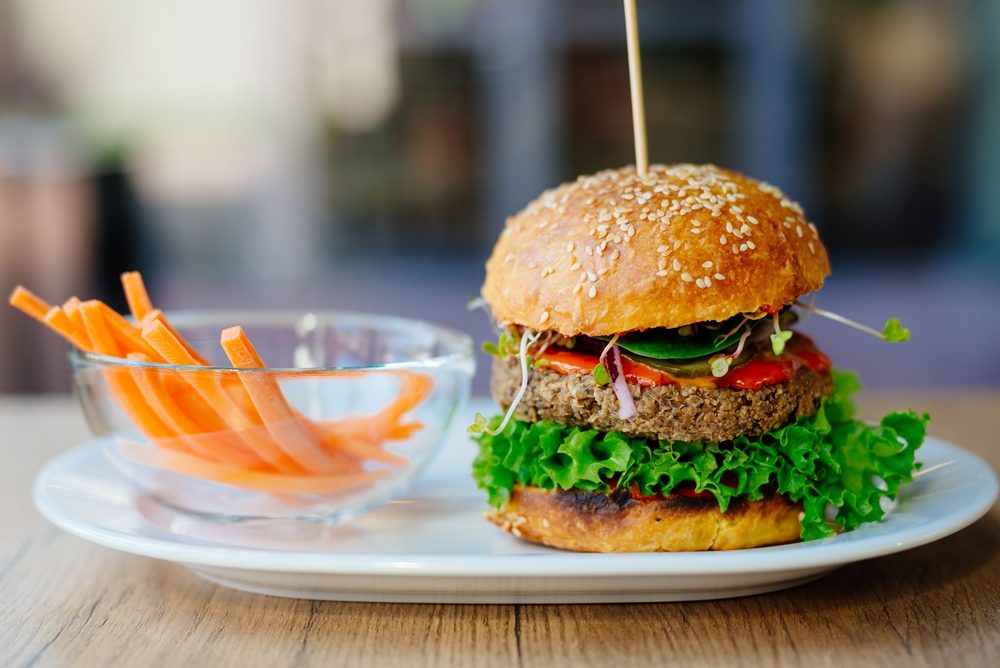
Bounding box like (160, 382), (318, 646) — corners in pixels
(538, 349), (673, 387)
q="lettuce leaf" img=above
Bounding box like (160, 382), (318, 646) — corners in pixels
(471, 370), (928, 540)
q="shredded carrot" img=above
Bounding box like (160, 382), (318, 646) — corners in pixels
(8, 271), (437, 498)
(121, 271), (154, 321)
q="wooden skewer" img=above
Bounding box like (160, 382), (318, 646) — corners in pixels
(623, 0), (648, 177)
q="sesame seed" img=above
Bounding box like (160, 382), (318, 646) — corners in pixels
(726, 222), (734, 234)
(681, 272), (694, 282)
(588, 286), (597, 298)
(566, 241), (575, 252)
(656, 269), (668, 277)
(747, 215), (758, 226)
(740, 224), (752, 235)
(746, 241), (756, 250)
(720, 234), (728, 244)
(613, 235), (622, 244)
(809, 241), (816, 253)
(573, 284), (583, 295)
(585, 246), (593, 256)
(598, 212), (612, 222)
(732, 243), (739, 254)
(796, 226), (804, 238)
(714, 273), (725, 280)
(540, 310), (550, 323)
(610, 249), (620, 260)
(704, 276), (712, 287)
(695, 278), (705, 288)
(672, 259), (681, 271)
(691, 228), (701, 234)
(703, 260), (713, 268)
(739, 243), (748, 252)
(571, 261), (581, 270)
(587, 271), (597, 282)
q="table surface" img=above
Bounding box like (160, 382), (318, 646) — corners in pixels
(2, 391), (998, 667)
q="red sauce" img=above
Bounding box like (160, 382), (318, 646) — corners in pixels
(714, 356), (794, 390)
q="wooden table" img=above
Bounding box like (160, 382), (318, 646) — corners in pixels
(2, 391), (997, 667)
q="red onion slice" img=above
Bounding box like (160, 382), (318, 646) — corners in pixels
(601, 343), (637, 420)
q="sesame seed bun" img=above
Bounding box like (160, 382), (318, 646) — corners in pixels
(488, 485), (803, 552)
(481, 164), (830, 336)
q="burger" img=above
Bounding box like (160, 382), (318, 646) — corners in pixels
(470, 163), (926, 552)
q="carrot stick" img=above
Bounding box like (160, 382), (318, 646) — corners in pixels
(219, 326), (353, 475)
(120, 271), (154, 321)
(116, 439), (388, 495)
(8, 286), (52, 322)
(311, 370), (433, 445)
(63, 296), (82, 313)
(141, 309), (211, 365)
(143, 320), (311, 473)
(62, 297), (86, 336)
(125, 352), (271, 468)
(98, 302), (163, 360)
(80, 301), (175, 439)
(43, 307), (92, 350)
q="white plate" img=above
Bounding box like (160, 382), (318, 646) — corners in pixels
(33, 400), (998, 603)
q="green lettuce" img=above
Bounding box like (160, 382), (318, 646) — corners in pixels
(471, 370), (928, 541)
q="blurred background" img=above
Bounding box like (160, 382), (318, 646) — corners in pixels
(0, 0), (997, 394)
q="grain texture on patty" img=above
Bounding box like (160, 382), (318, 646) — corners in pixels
(491, 355), (833, 443)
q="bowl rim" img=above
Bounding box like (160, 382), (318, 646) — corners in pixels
(68, 308), (474, 374)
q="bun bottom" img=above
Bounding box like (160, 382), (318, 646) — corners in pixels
(487, 485), (803, 552)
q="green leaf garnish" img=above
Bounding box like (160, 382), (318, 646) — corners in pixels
(608, 326), (745, 360)
(470, 370), (927, 541)
(592, 363), (611, 385)
(882, 318), (911, 343)
(770, 330), (793, 356)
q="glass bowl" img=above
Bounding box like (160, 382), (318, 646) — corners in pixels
(69, 310), (474, 522)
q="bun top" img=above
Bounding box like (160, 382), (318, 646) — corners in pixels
(482, 164), (830, 336)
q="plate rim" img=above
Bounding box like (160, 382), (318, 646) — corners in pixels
(33, 436), (998, 578)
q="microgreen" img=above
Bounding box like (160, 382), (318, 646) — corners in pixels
(882, 318), (911, 343)
(794, 301), (912, 344)
(592, 363), (611, 385)
(709, 355), (731, 378)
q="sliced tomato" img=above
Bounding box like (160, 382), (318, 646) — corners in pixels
(537, 349), (673, 387)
